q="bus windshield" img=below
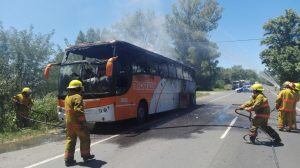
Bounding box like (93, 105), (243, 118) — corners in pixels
(58, 53), (112, 98)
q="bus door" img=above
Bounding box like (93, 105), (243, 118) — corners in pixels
(114, 60), (135, 120)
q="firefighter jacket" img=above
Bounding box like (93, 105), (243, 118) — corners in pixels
(13, 93), (33, 112)
(64, 93), (86, 125)
(276, 88), (299, 113)
(242, 93), (270, 118)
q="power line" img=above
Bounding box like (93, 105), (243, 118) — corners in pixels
(215, 38), (263, 43)
(186, 38), (263, 44)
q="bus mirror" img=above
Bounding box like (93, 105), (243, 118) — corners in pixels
(106, 56), (118, 77)
(44, 63), (61, 79)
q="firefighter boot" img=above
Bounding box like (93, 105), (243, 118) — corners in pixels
(262, 126), (282, 144)
(249, 136), (256, 144)
(83, 154), (95, 162)
(65, 158), (76, 167)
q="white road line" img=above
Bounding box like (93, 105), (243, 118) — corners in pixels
(24, 134), (120, 168)
(220, 116), (238, 139)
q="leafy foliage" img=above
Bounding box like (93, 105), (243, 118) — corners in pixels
(0, 24), (59, 132)
(216, 65), (261, 89)
(75, 28), (116, 45)
(260, 9), (300, 83)
(31, 92), (59, 124)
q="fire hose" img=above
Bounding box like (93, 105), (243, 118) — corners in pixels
(13, 100), (66, 128)
(17, 111), (66, 128)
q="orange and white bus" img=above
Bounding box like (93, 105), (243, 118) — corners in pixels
(46, 40), (196, 125)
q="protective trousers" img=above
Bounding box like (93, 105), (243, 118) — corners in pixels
(278, 110), (284, 129)
(278, 110), (293, 130)
(291, 111), (297, 130)
(64, 124), (91, 160)
(16, 110), (29, 128)
(250, 117), (268, 137)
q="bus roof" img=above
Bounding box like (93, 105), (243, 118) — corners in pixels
(65, 40), (194, 72)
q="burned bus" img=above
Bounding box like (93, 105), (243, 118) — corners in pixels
(45, 40), (196, 126)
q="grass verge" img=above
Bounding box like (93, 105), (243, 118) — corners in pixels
(196, 91), (210, 98)
(0, 126), (56, 145)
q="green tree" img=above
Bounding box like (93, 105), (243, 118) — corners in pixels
(43, 46), (64, 94)
(166, 0), (222, 90)
(75, 28), (116, 45)
(8, 26), (55, 95)
(0, 24), (55, 131)
(260, 9), (300, 83)
(75, 31), (87, 44)
(86, 28), (100, 42)
(217, 65), (260, 89)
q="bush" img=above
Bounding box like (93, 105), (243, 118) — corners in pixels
(0, 92), (59, 133)
(31, 92), (59, 124)
(214, 80), (225, 89)
(224, 84), (232, 90)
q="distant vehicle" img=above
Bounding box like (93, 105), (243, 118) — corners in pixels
(232, 80), (246, 90)
(235, 85), (252, 93)
(232, 81), (240, 90)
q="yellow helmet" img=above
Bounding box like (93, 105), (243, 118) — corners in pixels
(283, 81), (290, 88)
(251, 83), (264, 91)
(22, 87), (32, 93)
(287, 82), (296, 90)
(67, 80), (83, 89)
(295, 83), (300, 91)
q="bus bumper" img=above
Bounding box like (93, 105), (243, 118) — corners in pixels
(57, 104), (116, 122)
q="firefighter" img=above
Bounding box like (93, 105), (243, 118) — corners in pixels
(276, 81), (290, 130)
(12, 87), (33, 128)
(240, 83), (281, 144)
(64, 80), (94, 166)
(276, 82), (299, 131)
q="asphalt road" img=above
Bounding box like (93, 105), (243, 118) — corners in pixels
(1, 87), (300, 168)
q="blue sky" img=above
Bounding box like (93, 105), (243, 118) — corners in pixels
(0, 0), (299, 71)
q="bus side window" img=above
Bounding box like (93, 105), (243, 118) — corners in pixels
(160, 64), (169, 78)
(183, 69), (189, 80)
(116, 63), (132, 94)
(132, 62), (149, 74)
(168, 64), (176, 78)
(176, 66), (183, 79)
(149, 62), (159, 75)
(187, 71), (193, 81)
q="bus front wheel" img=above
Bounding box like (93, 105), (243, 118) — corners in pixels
(137, 102), (148, 124)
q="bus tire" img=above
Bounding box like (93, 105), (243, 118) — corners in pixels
(137, 101), (148, 124)
(190, 93), (196, 106)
